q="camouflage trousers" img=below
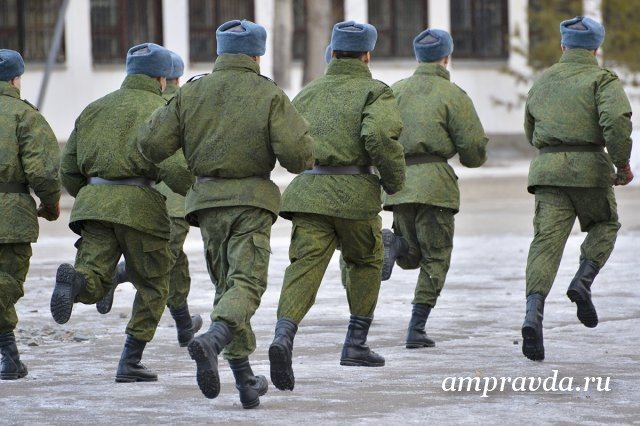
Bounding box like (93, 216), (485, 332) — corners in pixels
(278, 213), (383, 324)
(197, 206), (272, 360)
(526, 186), (620, 297)
(166, 217), (191, 309)
(392, 203), (454, 307)
(0, 243), (31, 334)
(74, 220), (171, 342)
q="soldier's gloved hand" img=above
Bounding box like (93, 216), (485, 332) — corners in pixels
(37, 202), (60, 221)
(614, 162), (634, 186)
(380, 180), (395, 195)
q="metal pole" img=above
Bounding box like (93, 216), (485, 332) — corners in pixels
(37, 0), (70, 110)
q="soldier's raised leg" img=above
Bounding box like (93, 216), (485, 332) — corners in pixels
(566, 187), (620, 328)
(271, 213), (336, 390)
(523, 187), (575, 361)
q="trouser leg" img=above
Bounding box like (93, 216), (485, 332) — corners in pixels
(525, 188), (576, 297)
(277, 214), (337, 323)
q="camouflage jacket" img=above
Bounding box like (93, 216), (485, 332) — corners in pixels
(60, 74), (193, 239)
(0, 82), (60, 243)
(383, 63), (487, 212)
(281, 58), (405, 220)
(136, 54), (314, 225)
(155, 82), (188, 218)
(525, 49), (632, 193)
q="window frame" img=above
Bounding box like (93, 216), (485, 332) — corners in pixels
(367, 0), (429, 59)
(450, 0), (509, 60)
(0, 0), (66, 63)
(90, 0), (164, 65)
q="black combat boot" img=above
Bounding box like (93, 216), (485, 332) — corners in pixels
(268, 318), (298, 391)
(381, 229), (409, 281)
(566, 259), (599, 328)
(50, 263), (87, 324)
(229, 358), (268, 409)
(96, 261), (127, 314)
(188, 321), (233, 399)
(521, 294), (545, 361)
(405, 304), (436, 348)
(0, 332), (28, 380)
(340, 315), (385, 367)
(115, 334), (157, 382)
(169, 304), (203, 347)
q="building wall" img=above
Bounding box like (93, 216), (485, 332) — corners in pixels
(15, 0), (639, 144)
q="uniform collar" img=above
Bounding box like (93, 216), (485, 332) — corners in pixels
(120, 74), (163, 95)
(326, 58), (372, 78)
(213, 54), (261, 75)
(559, 48), (599, 66)
(414, 62), (450, 80)
(0, 81), (20, 98)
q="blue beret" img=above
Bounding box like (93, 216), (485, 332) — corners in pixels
(324, 44), (332, 64)
(216, 19), (267, 57)
(330, 20), (377, 53)
(0, 49), (25, 81)
(413, 29), (454, 62)
(126, 43), (173, 77)
(560, 16), (604, 50)
(167, 51), (184, 79)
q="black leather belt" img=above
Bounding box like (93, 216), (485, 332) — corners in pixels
(196, 174), (271, 183)
(302, 165), (377, 175)
(405, 154), (447, 166)
(539, 145), (604, 154)
(0, 182), (29, 193)
(87, 177), (154, 187)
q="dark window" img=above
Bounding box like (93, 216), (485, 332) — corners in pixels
(90, 0), (163, 64)
(0, 0), (66, 62)
(450, 0), (509, 59)
(189, 0), (255, 63)
(292, 0), (344, 60)
(603, 0), (640, 72)
(368, 0), (429, 58)
(528, 0), (582, 70)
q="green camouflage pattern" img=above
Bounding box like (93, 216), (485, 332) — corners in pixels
(156, 82), (188, 218)
(74, 221), (170, 342)
(0, 243), (31, 333)
(281, 58), (405, 220)
(383, 63), (488, 212)
(166, 217), (191, 309)
(392, 204), (454, 307)
(197, 206), (272, 359)
(136, 54), (314, 225)
(525, 49), (633, 193)
(277, 214), (383, 323)
(60, 74), (193, 240)
(0, 81), (61, 243)
(526, 186), (619, 296)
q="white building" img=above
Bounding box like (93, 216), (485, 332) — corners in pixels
(4, 0), (639, 161)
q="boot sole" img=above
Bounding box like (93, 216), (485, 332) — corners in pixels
(521, 326), (544, 361)
(0, 371), (28, 380)
(51, 264), (77, 324)
(115, 375), (158, 383)
(406, 341), (436, 349)
(96, 288), (115, 315)
(340, 358), (385, 367)
(269, 344), (295, 391)
(188, 339), (220, 399)
(567, 289), (598, 328)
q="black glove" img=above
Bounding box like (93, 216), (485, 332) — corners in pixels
(37, 202), (60, 221)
